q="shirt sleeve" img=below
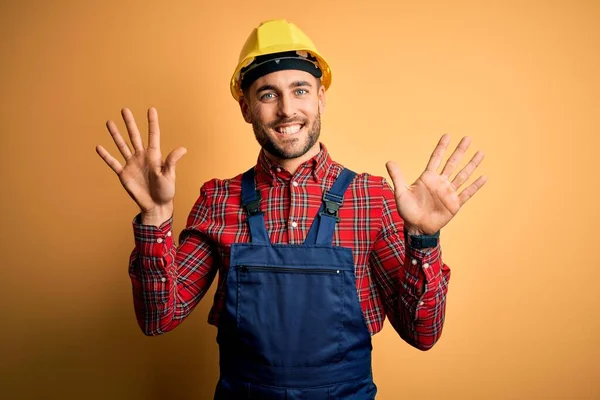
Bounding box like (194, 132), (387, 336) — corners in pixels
(369, 177), (451, 350)
(128, 183), (218, 336)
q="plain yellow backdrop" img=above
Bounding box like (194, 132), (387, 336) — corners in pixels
(1, 0), (598, 399)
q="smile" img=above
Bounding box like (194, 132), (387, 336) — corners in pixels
(274, 124), (304, 135)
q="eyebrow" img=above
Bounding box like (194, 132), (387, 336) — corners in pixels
(255, 80), (313, 94)
(290, 80), (313, 88)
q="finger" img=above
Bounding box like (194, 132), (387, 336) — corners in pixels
(441, 136), (471, 177)
(458, 175), (487, 205)
(164, 147), (188, 173)
(147, 107), (160, 150)
(105, 120), (132, 159)
(96, 145), (124, 174)
(452, 150), (485, 189)
(121, 108), (145, 152)
(385, 161), (408, 197)
(425, 134), (451, 172)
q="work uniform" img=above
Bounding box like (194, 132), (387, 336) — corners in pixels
(215, 167), (377, 399)
(126, 18), (450, 400)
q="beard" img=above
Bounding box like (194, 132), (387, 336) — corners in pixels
(252, 113), (321, 160)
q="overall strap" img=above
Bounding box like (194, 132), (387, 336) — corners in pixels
(304, 168), (357, 246)
(241, 167), (271, 244)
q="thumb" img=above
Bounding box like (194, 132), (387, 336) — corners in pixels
(164, 147), (187, 173)
(385, 161), (408, 197)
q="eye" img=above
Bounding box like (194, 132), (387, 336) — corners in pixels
(295, 88), (308, 96)
(260, 92), (277, 101)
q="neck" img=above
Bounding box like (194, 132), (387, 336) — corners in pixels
(265, 142), (321, 175)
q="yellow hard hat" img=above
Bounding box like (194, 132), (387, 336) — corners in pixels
(230, 19), (332, 101)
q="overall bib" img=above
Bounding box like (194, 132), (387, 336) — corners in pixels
(215, 167), (377, 399)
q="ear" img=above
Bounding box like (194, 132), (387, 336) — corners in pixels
(239, 96), (252, 124)
(317, 84), (326, 115)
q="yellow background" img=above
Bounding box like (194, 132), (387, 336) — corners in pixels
(1, 0), (598, 399)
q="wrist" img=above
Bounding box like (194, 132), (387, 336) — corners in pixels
(141, 204), (173, 227)
(404, 224), (424, 236)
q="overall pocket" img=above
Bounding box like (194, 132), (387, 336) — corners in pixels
(237, 264), (344, 368)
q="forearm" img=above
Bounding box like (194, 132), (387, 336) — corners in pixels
(128, 212), (215, 336)
(396, 243), (451, 350)
(128, 214), (183, 335)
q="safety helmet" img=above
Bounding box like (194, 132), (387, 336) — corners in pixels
(230, 19), (332, 101)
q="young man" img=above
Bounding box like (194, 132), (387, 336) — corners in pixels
(96, 19), (486, 400)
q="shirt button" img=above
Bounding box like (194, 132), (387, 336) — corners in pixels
(291, 221), (298, 228)
(423, 263), (429, 269)
(418, 301), (424, 306)
(411, 259), (417, 265)
(276, 167), (282, 173)
(157, 238), (163, 244)
(292, 181), (299, 187)
(160, 277), (166, 283)
(166, 231), (172, 237)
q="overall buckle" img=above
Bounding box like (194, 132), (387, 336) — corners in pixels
(319, 198), (341, 222)
(244, 193), (262, 216)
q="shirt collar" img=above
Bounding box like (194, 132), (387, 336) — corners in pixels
(256, 142), (331, 186)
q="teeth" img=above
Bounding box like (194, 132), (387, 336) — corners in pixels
(276, 124), (302, 134)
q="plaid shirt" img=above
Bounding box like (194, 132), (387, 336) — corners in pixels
(129, 143), (451, 350)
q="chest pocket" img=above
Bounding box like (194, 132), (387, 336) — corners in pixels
(236, 264), (345, 367)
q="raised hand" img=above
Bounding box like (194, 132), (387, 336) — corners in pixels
(96, 108), (187, 224)
(385, 134), (487, 235)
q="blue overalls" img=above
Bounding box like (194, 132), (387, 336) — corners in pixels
(215, 167), (377, 399)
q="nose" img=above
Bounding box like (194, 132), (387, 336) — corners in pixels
(277, 93), (295, 118)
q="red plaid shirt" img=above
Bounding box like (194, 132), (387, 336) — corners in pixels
(129, 144), (451, 350)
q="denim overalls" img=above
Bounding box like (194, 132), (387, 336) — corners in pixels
(215, 167), (377, 399)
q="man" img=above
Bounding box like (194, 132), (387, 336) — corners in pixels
(96, 19), (486, 399)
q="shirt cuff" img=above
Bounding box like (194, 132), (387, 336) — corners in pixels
(405, 242), (442, 283)
(132, 213), (174, 258)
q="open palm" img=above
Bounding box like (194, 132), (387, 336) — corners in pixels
(95, 107), (187, 215)
(386, 135), (487, 235)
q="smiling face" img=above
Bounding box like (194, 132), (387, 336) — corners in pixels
(239, 69), (326, 163)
